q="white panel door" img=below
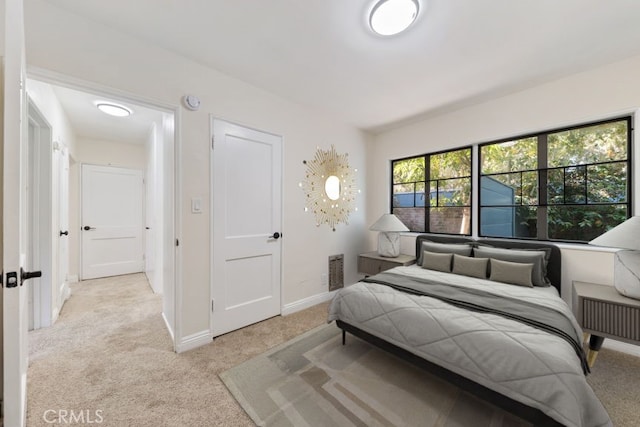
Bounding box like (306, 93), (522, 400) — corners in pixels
(212, 119), (282, 337)
(81, 165), (144, 280)
(3, 0), (31, 424)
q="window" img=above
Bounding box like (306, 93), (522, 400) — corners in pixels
(480, 117), (631, 242)
(392, 147), (472, 234)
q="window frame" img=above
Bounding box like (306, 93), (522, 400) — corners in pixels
(477, 116), (633, 243)
(390, 145), (473, 235)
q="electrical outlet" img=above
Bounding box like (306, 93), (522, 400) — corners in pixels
(321, 273), (328, 287)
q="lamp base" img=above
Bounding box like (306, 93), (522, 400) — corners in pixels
(614, 250), (640, 300)
(377, 232), (401, 258)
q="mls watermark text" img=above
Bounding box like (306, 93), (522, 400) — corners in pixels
(43, 409), (104, 424)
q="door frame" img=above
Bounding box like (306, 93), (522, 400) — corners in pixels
(55, 142), (71, 312)
(3, 0), (29, 422)
(26, 97), (53, 330)
(26, 66), (183, 351)
(209, 116), (284, 337)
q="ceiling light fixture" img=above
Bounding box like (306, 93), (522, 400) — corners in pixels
(369, 0), (419, 36)
(96, 102), (132, 117)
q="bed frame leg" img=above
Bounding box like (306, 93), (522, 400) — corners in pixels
(342, 329), (346, 345)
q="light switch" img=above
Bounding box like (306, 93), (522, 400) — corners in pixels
(191, 197), (203, 214)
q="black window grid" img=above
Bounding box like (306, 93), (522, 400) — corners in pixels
(477, 116), (632, 242)
(391, 147), (473, 235)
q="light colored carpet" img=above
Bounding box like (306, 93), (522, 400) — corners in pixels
(27, 273), (640, 426)
(27, 273), (326, 427)
(220, 324), (533, 427)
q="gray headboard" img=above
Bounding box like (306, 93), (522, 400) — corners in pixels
(415, 234), (562, 295)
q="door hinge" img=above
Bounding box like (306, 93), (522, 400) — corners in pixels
(211, 136), (214, 150)
(176, 238), (180, 247)
(211, 299), (214, 312)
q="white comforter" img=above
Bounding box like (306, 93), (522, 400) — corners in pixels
(328, 266), (611, 427)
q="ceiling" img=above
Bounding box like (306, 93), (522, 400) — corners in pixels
(50, 84), (164, 145)
(43, 0), (640, 132)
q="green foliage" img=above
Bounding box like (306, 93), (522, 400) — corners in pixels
(548, 205), (628, 241)
(393, 149), (471, 207)
(548, 121), (627, 167)
(430, 149), (471, 179)
(480, 119), (629, 241)
(393, 157), (424, 184)
(481, 137), (537, 174)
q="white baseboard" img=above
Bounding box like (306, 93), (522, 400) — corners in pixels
(67, 275), (79, 284)
(175, 329), (212, 353)
(603, 340), (640, 358)
(61, 282), (71, 301)
(162, 311), (175, 345)
(282, 290), (336, 316)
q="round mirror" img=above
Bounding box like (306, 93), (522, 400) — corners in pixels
(325, 175), (341, 201)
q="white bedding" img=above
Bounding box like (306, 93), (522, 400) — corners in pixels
(328, 266), (611, 427)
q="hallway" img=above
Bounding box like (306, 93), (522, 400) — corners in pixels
(27, 274), (168, 425)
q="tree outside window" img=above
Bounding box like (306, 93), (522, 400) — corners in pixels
(480, 118), (630, 242)
(392, 147), (472, 234)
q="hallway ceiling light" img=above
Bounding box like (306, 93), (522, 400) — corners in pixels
(369, 0), (419, 36)
(96, 102), (132, 117)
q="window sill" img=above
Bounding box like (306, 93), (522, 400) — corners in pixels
(553, 242), (619, 253)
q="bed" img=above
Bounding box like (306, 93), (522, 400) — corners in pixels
(328, 234), (612, 427)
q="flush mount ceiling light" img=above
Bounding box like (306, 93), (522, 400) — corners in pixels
(96, 102), (132, 117)
(369, 0), (419, 36)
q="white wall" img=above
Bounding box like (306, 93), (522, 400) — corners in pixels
(24, 1), (369, 345)
(75, 137), (146, 169)
(25, 79), (77, 157)
(371, 54), (640, 307)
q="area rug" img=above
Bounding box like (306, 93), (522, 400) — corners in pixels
(220, 323), (533, 427)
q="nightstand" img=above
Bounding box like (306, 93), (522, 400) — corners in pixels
(572, 281), (640, 367)
(358, 251), (416, 276)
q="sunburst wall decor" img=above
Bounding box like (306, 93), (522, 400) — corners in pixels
(299, 145), (359, 231)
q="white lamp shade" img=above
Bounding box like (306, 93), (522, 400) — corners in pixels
(370, 214), (410, 232)
(589, 216), (640, 250)
(590, 216), (640, 300)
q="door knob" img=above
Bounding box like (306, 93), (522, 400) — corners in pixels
(20, 267), (42, 286)
(60, 230), (69, 236)
(270, 232), (281, 240)
(83, 226), (96, 231)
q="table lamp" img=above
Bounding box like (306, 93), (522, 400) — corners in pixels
(370, 214), (409, 257)
(589, 216), (640, 300)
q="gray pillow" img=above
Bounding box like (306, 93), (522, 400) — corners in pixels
(473, 246), (550, 287)
(489, 258), (534, 287)
(452, 254), (488, 279)
(421, 250), (453, 273)
(417, 241), (473, 265)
